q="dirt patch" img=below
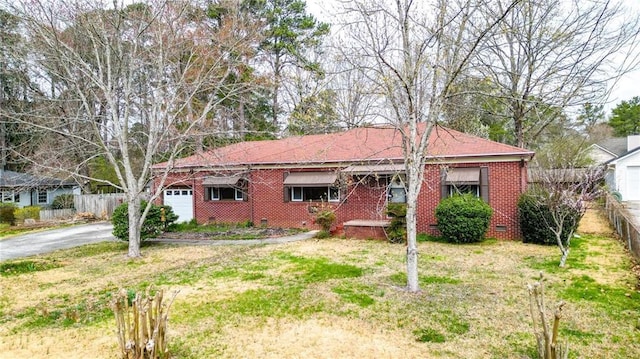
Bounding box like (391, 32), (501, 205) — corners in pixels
(222, 316), (435, 359)
(578, 207), (614, 235)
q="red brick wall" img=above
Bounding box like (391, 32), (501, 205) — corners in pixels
(159, 161), (527, 240)
(415, 162), (525, 240)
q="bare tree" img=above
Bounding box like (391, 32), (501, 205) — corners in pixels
(474, 0), (640, 148)
(325, 49), (382, 129)
(528, 166), (605, 267)
(4, 0), (256, 257)
(339, 0), (519, 292)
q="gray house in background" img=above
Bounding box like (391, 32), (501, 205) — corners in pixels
(588, 137), (628, 163)
(0, 170), (80, 208)
(589, 136), (640, 201)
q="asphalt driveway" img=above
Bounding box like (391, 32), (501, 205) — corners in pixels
(0, 222), (116, 261)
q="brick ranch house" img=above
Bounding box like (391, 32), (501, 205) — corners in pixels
(153, 125), (534, 240)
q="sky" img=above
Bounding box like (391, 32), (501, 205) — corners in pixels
(306, 0), (640, 116)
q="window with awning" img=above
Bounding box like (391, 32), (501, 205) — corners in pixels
(283, 172), (337, 186)
(283, 172), (340, 202)
(203, 175), (247, 201)
(202, 175), (242, 186)
(444, 167), (480, 184)
(440, 167), (489, 202)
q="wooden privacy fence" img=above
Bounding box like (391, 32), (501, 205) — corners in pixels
(604, 193), (640, 261)
(74, 193), (127, 219)
(39, 208), (75, 220)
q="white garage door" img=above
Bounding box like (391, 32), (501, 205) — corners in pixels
(628, 166), (640, 201)
(164, 189), (193, 223)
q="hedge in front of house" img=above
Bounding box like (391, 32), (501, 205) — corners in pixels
(111, 201), (177, 241)
(518, 190), (580, 245)
(435, 194), (493, 243)
(14, 206), (40, 222)
(0, 203), (17, 225)
(385, 203), (407, 243)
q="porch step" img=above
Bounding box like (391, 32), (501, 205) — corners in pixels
(343, 220), (390, 240)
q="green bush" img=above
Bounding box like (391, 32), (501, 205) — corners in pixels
(518, 190), (580, 245)
(0, 203), (16, 225)
(14, 206), (40, 222)
(111, 200), (177, 241)
(435, 194), (493, 243)
(315, 209), (336, 232)
(51, 194), (75, 209)
(385, 203), (407, 243)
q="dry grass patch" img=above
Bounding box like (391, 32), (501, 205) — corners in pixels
(1, 208), (639, 358)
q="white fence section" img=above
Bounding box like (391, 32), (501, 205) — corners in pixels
(74, 193), (127, 219)
(39, 208), (76, 220)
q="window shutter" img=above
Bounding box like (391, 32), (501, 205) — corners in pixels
(440, 168), (448, 200)
(204, 187), (211, 201)
(242, 189), (248, 201)
(480, 166), (489, 203)
(283, 186), (290, 202)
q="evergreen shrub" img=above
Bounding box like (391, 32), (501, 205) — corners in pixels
(315, 209), (336, 232)
(385, 203), (407, 243)
(14, 206), (40, 222)
(0, 203), (16, 225)
(435, 194), (492, 243)
(518, 190), (580, 245)
(111, 201), (177, 241)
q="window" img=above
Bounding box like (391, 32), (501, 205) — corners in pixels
(1, 191), (18, 203)
(448, 184), (480, 196)
(388, 175), (407, 203)
(37, 190), (48, 204)
(291, 187), (303, 201)
(207, 187), (244, 201)
(441, 167), (489, 202)
(289, 186), (340, 202)
(389, 186), (407, 203)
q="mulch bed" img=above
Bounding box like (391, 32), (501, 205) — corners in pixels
(161, 227), (294, 240)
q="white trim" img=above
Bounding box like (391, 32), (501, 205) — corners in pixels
(291, 187), (303, 201)
(37, 190), (48, 204)
(159, 155), (533, 172)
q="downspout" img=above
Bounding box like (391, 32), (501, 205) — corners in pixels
(249, 167), (254, 225)
(520, 158), (527, 193)
(192, 174), (197, 223)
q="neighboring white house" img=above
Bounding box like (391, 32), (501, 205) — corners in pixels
(0, 170), (80, 208)
(592, 136), (640, 201)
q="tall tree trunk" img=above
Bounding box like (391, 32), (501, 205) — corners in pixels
(127, 196), (142, 258)
(271, 54), (281, 127)
(405, 197), (419, 292)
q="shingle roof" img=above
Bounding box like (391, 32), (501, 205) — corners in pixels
(597, 138), (627, 157)
(0, 170), (77, 188)
(156, 125), (534, 169)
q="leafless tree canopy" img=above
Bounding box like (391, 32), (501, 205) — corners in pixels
(473, 0), (640, 148)
(4, 0), (260, 256)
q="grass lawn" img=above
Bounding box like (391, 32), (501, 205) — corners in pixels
(0, 208), (639, 358)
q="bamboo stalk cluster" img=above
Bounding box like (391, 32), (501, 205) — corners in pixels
(111, 287), (177, 359)
(527, 273), (569, 359)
